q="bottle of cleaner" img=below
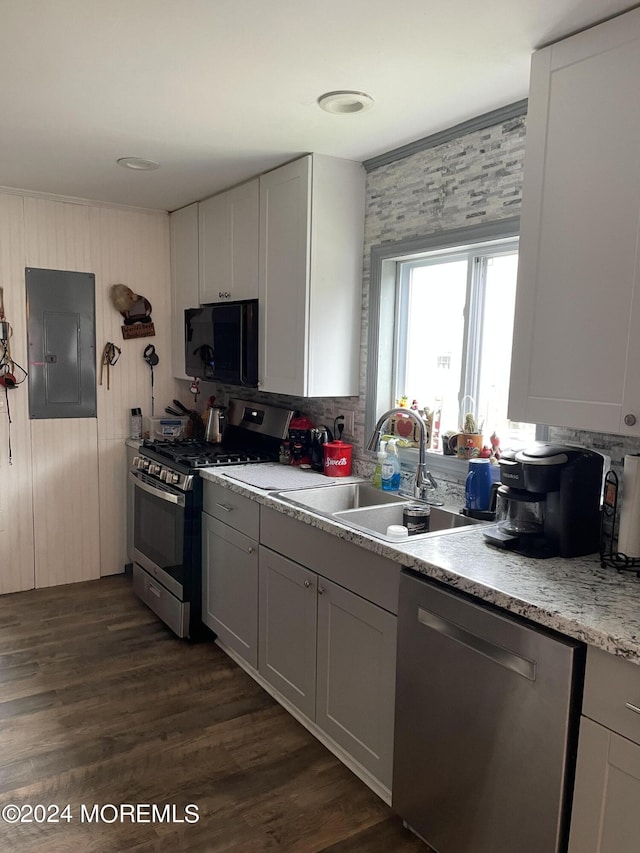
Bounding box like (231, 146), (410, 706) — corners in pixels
(381, 440), (401, 492)
(372, 443), (386, 489)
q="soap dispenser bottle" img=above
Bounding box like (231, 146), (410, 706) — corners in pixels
(372, 442), (387, 489)
(381, 440), (401, 492)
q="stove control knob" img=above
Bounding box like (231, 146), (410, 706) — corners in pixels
(140, 458), (150, 470)
(132, 455), (140, 467)
(171, 473), (180, 485)
(158, 469), (167, 482)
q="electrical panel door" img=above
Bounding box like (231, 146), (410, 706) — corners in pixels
(26, 267), (96, 419)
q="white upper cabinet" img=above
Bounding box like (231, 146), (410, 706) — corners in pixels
(259, 154), (365, 397)
(508, 8), (640, 436)
(199, 179), (259, 303)
(170, 202), (199, 380)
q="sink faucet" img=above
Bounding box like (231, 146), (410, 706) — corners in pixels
(366, 408), (443, 504)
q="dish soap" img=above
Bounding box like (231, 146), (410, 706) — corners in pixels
(381, 440), (401, 492)
(372, 443), (387, 489)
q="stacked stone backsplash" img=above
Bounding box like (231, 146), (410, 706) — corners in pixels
(200, 107), (637, 515)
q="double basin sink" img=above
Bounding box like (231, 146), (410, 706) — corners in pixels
(274, 481), (484, 543)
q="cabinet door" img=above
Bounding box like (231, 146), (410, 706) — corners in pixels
(258, 545), (317, 719)
(316, 578), (397, 788)
(569, 717), (640, 853)
(259, 155), (311, 394)
(170, 203), (199, 380)
(202, 513), (258, 668)
(508, 9), (640, 435)
(199, 180), (259, 303)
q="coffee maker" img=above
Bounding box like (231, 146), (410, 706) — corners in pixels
(483, 443), (603, 558)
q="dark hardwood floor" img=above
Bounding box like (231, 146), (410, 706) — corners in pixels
(0, 575), (428, 852)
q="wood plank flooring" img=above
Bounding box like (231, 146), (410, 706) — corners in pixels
(0, 575), (429, 852)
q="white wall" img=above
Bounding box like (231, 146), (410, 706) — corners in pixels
(0, 190), (177, 593)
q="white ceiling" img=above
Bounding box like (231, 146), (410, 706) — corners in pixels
(0, 0), (634, 212)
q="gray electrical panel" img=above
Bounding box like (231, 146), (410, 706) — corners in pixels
(26, 267), (96, 419)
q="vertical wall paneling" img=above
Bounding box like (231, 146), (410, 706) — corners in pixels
(23, 197), (98, 586)
(0, 192), (174, 587)
(89, 205), (173, 575)
(31, 418), (100, 587)
(0, 193), (34, 594)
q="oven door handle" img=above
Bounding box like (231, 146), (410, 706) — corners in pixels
(129, 471), (186, 507)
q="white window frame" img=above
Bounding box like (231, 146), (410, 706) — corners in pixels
(365, 217), (545, 479)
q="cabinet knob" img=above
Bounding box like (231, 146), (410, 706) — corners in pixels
(218, 291), (223, 298)
(625, 414), (637, 426)
(304, 580), (310, 588)
(318, 586), (325, 595)
(247, 547), (254, 554)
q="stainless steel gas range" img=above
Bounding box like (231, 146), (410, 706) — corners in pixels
(129, 398), (293, 638)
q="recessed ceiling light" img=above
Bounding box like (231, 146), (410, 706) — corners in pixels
(317, 91), (374, 115)
(116, 157), (160, 171)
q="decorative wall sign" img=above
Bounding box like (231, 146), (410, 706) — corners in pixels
(121, 322), (156, 340)
(110, 283), (155, 339)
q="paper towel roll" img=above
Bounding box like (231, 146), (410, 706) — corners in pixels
(618, 455), (640, 557)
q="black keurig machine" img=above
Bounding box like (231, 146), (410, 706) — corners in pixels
(483, 443), (603, 558)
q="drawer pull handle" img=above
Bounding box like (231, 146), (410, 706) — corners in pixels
(215, 502), (233, 512)
(625, 702), (640, 715)
(148, 583), (161, 599)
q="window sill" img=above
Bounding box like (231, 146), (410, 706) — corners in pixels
(394, 446), (481, 485)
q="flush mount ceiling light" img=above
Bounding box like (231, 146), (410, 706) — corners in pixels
(317, 90), (374, 115)
(116, 157), (160, 171)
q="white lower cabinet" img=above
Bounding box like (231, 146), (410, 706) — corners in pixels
(258, 547), (318, 718)
(316, 577), (397, 788)
(258, 542), (397, 790)
(202, 483), (400, 794)
(569, 718), (640, 853)
(569, 647), (640, 852)
(202, 511), (258, 668)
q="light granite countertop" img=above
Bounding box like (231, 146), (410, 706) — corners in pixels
(200, 466), (640, 664)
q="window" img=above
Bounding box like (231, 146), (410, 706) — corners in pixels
(366, 218), (537, 471)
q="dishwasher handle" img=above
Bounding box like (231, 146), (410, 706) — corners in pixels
(418, 606), (537, 681)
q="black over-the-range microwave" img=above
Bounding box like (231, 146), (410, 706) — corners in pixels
(184, 299), (258, 386)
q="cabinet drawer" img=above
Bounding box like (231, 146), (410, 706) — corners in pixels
(583, 646), (640, 745)
(203, 482), (259, 539)
(133, 564), (189, 638)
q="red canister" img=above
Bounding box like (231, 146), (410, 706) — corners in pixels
(323, 440), (352, 477)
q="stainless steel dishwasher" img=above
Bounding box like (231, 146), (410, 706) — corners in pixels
(393, 570), (584, 853)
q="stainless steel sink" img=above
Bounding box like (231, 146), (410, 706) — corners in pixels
(334, 504), (484, 542)
(274, 481), (485, 543)
(274, 481), (407, 514)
